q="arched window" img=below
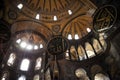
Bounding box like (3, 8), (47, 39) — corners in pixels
(20, 59), (30, 71)
(1, 72), (9, 80)
(35, 57), (42, 70)
(18, 75), (26, 80)
(91, 65), (103, 74)
(93, 39), (103, 54)
(45, 68), (51, 80)
(78, 45), (87, 60)
(85, 42), (95, 58)
(33, 74), (40, 80)
(99, 33), (107, 50)
(65, 50), (70, 60)
(70, 46), (78, 60)
(7, 53), (16, 66)
(75, 68), (87, 78)
(75, 68), (89, 80)
(94, 73), (110, 80)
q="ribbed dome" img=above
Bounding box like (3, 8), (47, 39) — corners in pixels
(63, 14), (93, 39)
(11, 0), (81, 22)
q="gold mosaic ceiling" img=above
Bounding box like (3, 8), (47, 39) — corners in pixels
(10, 0), (84, 22)
(4, 0), (97, 40)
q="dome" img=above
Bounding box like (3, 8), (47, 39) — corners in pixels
(0, 0), (120, 80)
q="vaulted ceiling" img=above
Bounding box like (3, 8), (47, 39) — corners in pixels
(0, 0), (120, 80)
(0, 0), (97, 41)
(1, 0), (120, 42)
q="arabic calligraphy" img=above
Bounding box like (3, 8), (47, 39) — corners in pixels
(47, 36), (69, 55)
(93, 5), (117, 33)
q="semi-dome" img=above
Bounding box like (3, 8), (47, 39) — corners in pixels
(0, 0), (120, 80)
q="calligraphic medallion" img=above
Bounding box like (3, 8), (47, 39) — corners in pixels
(47, 36), (69, 55)
(93, 5), (117, 33)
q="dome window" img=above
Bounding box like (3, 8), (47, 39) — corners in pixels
(34, 45), (38, 50)
(26, 44), (33, 50)
(68, 10), (72, 15)
(53, 16), (57, 21)
(74, 34), (79, 40)
(17, 3), (23, 9)
(86, 28), (91, 33)
(35, 14), (40, 20)
(20, 41), (27, 48)
(40, 44), (43, 49)
(67, 34), (72, 40)
(16, 39), (21, 44)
